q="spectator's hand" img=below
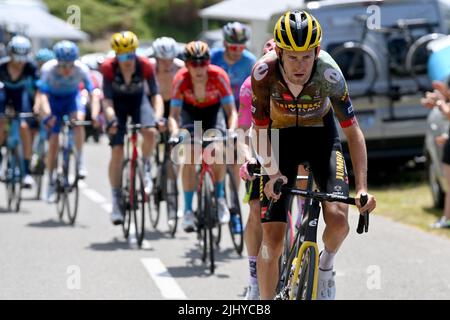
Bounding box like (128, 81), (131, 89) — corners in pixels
(437, 100), (450, 120)
(421, 90), (446, 109)
(432, 81), (450, 101)
(435, 133), (449, 146)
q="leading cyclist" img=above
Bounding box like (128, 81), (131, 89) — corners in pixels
(251, 10), (376, 300)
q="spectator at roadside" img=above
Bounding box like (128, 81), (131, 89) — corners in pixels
(421, 77), (450, 228)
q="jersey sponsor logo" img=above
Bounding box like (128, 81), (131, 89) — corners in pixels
(336, 151), (345, 181)
(347, 105), (354, 114)
(278, 101), (321, 111)
(324, 68), (341, 84)
(241, 86), (252, 98)
(253, 63), (269, 81)
(282, 93), (294, 101)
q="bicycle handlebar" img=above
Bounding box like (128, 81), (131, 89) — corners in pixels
(63, 119), (92, 127)
(266, 178), (370, 234)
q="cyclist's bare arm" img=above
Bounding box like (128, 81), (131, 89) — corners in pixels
(90, 88), (102, 126)
(223, 102), (238, 131)
(342, 122), (376, 213)
(38, 91), (51, 117)
(102, 98), (116, 122)
(151, 93), (164, 120)
(168, 106), (180, 136)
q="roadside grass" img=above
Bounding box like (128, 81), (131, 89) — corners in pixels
(364, 166), (450, 239)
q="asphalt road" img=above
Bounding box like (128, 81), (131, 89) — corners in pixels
(1, 139), (450, 300)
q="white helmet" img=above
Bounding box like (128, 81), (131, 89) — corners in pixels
(152, 37), (178, 60)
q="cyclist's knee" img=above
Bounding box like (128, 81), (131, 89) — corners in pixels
(249, 201), (261, 221)
(141, 127), (157, 140)
(111, 146), (124, 159)
(324, 203), (349, 233)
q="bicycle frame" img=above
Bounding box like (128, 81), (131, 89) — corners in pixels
(125, 127), (140, 209)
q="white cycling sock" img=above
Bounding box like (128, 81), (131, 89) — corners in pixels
(319, 248), (335, 271)
(248, 256), (258, 286)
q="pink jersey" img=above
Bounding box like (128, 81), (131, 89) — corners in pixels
(238, 76), (252, 128)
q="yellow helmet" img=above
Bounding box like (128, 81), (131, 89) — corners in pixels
(111, 31), (139, 54)
(273, 10), (322, 51)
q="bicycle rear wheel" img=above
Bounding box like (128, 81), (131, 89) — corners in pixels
(330, 43), (380, 97)
(121, 159), (132, 239)
(224, 166), (243, 255)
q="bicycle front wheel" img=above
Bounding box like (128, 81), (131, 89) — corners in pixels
(201, 171), (217, 274)
(165, 161), (179, 237)
(65, 148), (79, 225)
(5, 148), (22, 213)
(133, 161), (146, 248)
(293, 246), (317, 300)
(121, 159), (132, 239)
(148, 155), (160, 230)
(225, 166), (243, 255)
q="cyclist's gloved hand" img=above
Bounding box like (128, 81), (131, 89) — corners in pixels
(240, 158), (257, 181)
(157, 117), (167, 132)
(356, 190), (376, 214)
(106, 117), (118, 135)
(42, 115), (56, 129)
(264, 174), (288, 202)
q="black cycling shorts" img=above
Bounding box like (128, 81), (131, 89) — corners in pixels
(259, 118), (349, 223)
(245, 177), (260, 202)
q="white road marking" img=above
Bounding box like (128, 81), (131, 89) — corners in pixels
(101, 203), (112, 213)
(82, 188), (108, 204)
(78, 180), (87, 189)
(141, 258), (187, 299)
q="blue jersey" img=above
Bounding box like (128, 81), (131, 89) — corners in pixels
(210, 48), (256, 105)
(0, 58), (38, 111)
(37, 59), (93, 97)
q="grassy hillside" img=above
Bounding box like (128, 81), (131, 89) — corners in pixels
(44, 0), (221, 42)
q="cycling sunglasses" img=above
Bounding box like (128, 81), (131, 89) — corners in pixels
(187, 59), (210, 68)
(117, 52), (136, 62)
(58, 61), (75, 69)
(11, 54), (28, 62)
(225, 42), (245, 52)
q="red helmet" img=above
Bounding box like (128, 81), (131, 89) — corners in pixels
(263, 38), (276, 55)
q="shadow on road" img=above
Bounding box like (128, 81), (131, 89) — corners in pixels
(0, 207), (31, 215)
(87, 237), (153, 252)
(27, 218), (88, 229)
(166, 244), (242, 278)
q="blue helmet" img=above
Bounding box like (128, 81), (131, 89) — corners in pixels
(35, 48), (55, 63)
(7, 35), (32, 57)
(53, 40), (79, 62)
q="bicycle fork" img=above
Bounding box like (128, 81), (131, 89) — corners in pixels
(289, 199), (321, 300)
